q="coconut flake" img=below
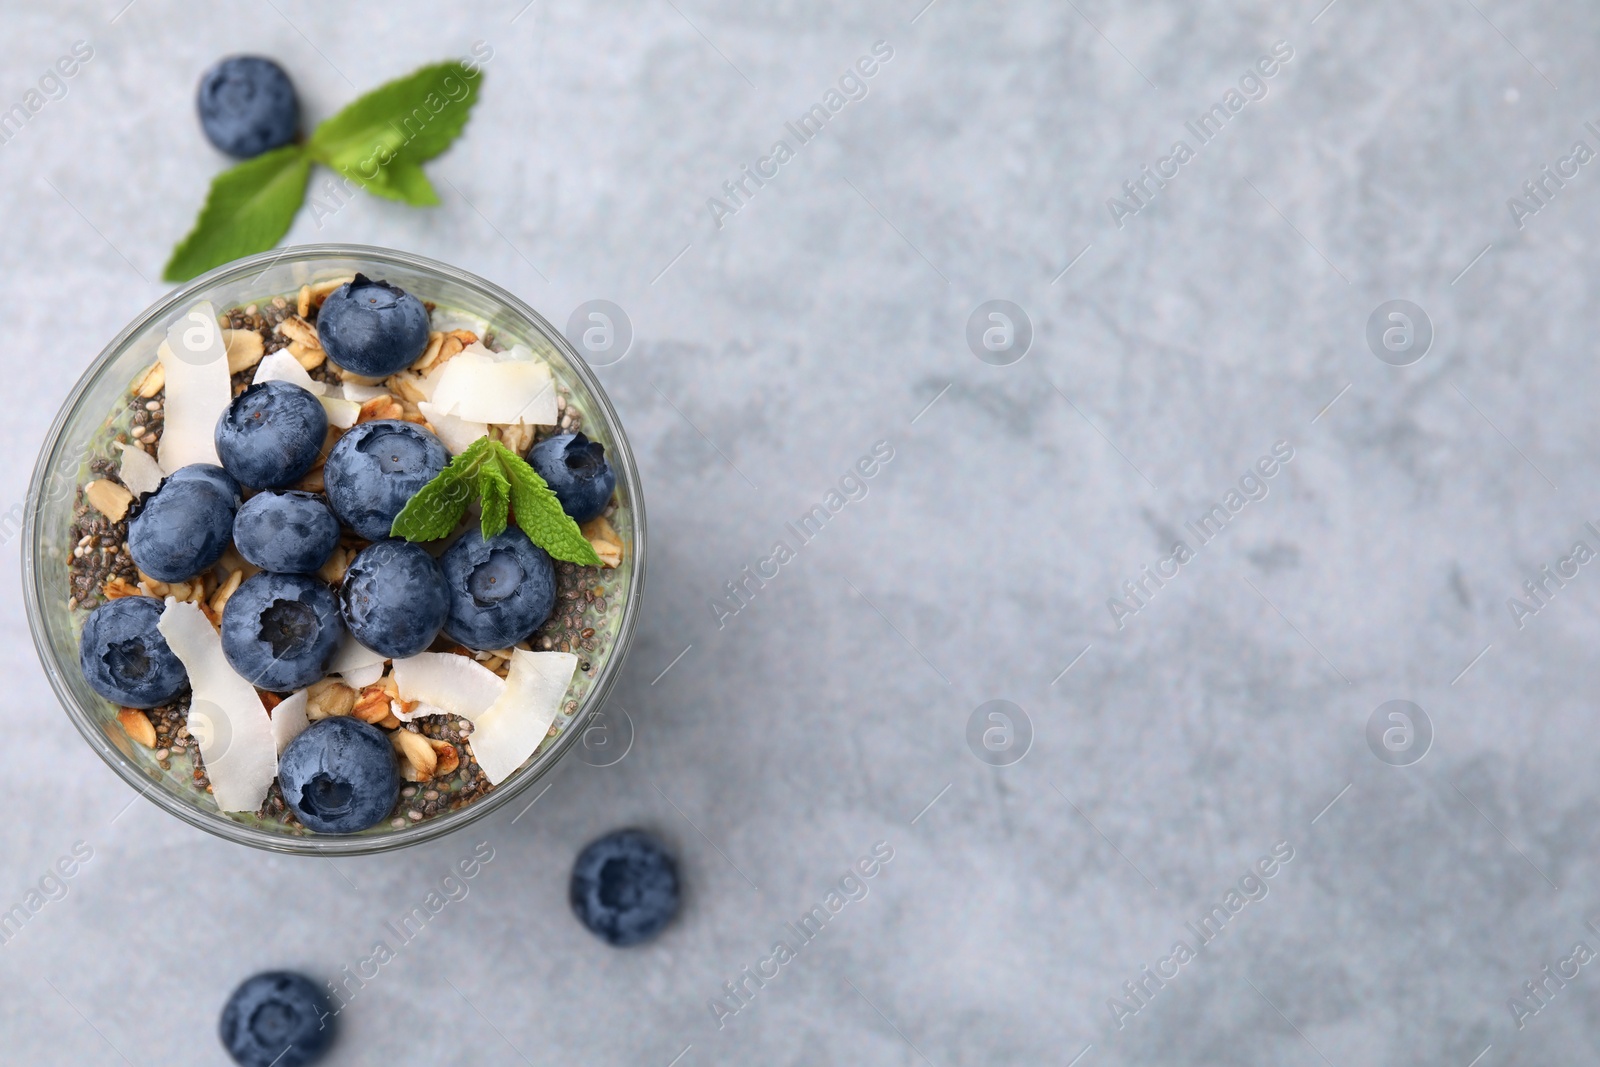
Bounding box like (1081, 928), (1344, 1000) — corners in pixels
(390, 652), (504, 721)
(341, 380), (390, 403)
(429, 350), (557, 426)
(115, 441), (165, 496)
(416, 401), (489, 455)
(252, 349), (327, 395)
(469, 651), (578, 786)
(271, 689), (310, 756)
(339, 662), (385, 689)
(156, 301), (234, 471)
(156, 598), (277, 813)
(319, 395), (361, 429)
(328, 632), (387, 675)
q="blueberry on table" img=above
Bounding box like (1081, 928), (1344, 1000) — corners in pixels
(438, 527), (556, 650)
(218, 970), (333, 1067)
(527, 432), (616, 523)
(277, 717), (400, 834)
(316, 274), (431, 377)
(339, 539), (450, 659)
(570, 829), (681, 946)
(197, 56), (300, 160)
(323, 420), (449, 541)
(215, 381), (329, 490)
(79, 597), (188, 708)
(232, 491), (340, 574)
(220, 572), (343, 692)
(126, 464), (239, 581)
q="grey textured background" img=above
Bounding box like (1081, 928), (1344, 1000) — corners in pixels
(3, 0), (1598, 1063)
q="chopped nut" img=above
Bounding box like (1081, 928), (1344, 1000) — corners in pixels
(166, 581), (191, 601)
(287, 340), (326, 370)
(581, 515), (623, 568)
(412, 332), (446, 371)
(84, 479), (134, 522)
(356, 395), (404, 424)
(495, 422), (534, 455)
(376, 711), (402, 730)
(221, 328), (266, 374)
(392, 728), (438, 780)
(210, 569), (243, 615)
(137, 570), (171, 598)
(430, 738), (460, 777)
(306, 678), (357, 720)
(307, 276), (352, 304)
(275, 315), (321, 349)
(297, 284), (312, 318)
(387, 373), (429, 404)
(353, 684), (393, 724)
(291, 466), (326, 493)
(118, 708), (158, 748)
(101, 576), (141, 600)
(258, 691), (283, 711)
(135, 362), (165, 398)
(316, 546), (349, 584)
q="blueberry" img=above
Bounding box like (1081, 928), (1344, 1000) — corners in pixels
(220, 572), (343, 691)
(215, 381), (329, 490)
(339, 540), (449, 658)
(277, 717), (399, 834)
(527, 432), (616, 523)
(218, 970), (333, 1067)
(127, 464), (239, 581)
(323, 420), (449, 540)
(232, 491), (340, 575)
(78, 597), (188, 708)
(569, 829), (681, 946)
(438, 527), (556, 650)
(197, 56), (300, 160)
(315, 274), (430, 378)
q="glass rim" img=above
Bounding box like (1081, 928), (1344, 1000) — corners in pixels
(22, 243), (647, 856)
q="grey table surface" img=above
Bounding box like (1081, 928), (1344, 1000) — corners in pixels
(2, 0), (1597, 1063)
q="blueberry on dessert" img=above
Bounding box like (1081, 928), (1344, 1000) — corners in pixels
(219, 572), (343, 691)
(569, 829), (681, 946)
(214, 380), (329, 490)
(232, 491), (340, 574)
(79, 597), (188, 708)
(197, 56), (300, 160)
(276, 717), (400, 834)
(526, 432), (615, 523)
(437, 527), (557, 650)
(323, 420), (449, 541)
(126, 463), (240, 581)
(315, 275), (431, 377)
(339, 540), (450, 658)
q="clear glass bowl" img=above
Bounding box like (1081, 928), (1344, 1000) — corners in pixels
(23, 245), (645, 855)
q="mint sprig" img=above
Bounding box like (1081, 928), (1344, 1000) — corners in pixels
(390, 437), (604, 567)
(163, 60), (482, 281)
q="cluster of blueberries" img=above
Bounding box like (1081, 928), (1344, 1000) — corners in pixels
(78, 274), (614, 836)
(220, 828), (680, 1065)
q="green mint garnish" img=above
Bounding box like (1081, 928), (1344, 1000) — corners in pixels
(390, 437), (603, 567)
(163, 60), (482, 281)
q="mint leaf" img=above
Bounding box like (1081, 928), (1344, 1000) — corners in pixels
(479, 461), (509, 539)
(388, 438), (491, 540)
(163, 145), (311, 282)
(308, 62), (481, 192)
(494, 442), (603, 566)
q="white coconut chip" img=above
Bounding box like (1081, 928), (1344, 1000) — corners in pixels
(270, 689), (310, 756)
(328, 632), (387, 675)
(252, 349), (326, 395)
(429, 350), (557, 426)
(390, 652), (504, 722)
(339, 662), (385, 689)
(156, 302), (234, 472)
(341, 380), (390, 403)
(115, 441), (165, 496)
(416, 401), (489, 455)
(319, 395), (361, 429)
(156, 598), (277, 813)
(469, 651), (578, 786)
